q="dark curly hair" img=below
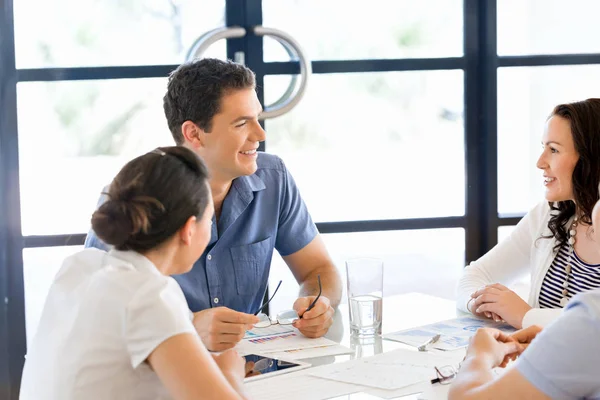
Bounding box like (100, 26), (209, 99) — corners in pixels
(545, 98), (600, 250)
(163, 58), (256, 145)
(91, 146), (210, 252)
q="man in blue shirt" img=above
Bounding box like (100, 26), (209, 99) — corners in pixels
(448, 290), (600, 399)
(86, 58), (342, 351)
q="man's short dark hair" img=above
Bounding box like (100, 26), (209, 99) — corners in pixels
(163, 58), (256, 145)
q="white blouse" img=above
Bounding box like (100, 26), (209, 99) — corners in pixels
(20, 249), (196, 400)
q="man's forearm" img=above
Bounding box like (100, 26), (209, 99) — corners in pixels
(448, 357), (496, 400)
(299, 264), (342, 309)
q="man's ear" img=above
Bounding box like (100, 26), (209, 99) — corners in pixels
(181, 121), (205, 149)
(178, 216), (197, 246)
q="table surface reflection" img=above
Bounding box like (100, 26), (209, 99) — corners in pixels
(305, 292), (462, 399)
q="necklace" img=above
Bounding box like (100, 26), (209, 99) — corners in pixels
(561, 216), (578, 307)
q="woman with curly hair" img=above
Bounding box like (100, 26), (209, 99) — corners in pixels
(457, 98), (600, 329)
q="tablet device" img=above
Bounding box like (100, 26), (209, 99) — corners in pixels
(243, 353), (311, 382)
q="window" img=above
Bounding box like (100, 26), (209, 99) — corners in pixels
(13, 0), (226, 68)
(497, 65), (600, 215)
(262, 0), (463, 61)
(265, 70), (465, 221)
(5, 1), (600, 395)
(498, 0), (600, 56)
(17, 78), (171, 235)
(268, 228), (465, 313)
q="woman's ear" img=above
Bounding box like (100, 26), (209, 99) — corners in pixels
(178, 216), (197, 246)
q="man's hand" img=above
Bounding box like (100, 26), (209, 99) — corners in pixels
(292, 295), (334, 338)
(471, 283), (532, 328)
(193, 307), (259, 352)
(466, 328), (523, 369)
(510, 325), (543, 347)
(493, 325), (543, 367)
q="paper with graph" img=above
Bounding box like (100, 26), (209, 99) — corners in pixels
(244, 324), (294, 340)
(384, 316), (516, 350)
(236, 329), (344, 355)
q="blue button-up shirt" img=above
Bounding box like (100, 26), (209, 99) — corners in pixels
(85, 152), (318, 314)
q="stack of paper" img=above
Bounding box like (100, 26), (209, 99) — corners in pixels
(244, 348), (462, 400)
(244, 369), (359, 400)
(310, 349), (460, 391)
(384, 316), (516, 351)
(243, 324), (294, 340)
(237, 325), (352, 359)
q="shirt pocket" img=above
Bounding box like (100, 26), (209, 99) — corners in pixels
(229, 236), (273, 295)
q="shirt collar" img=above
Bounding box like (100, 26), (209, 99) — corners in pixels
(215, 173), (266, 236)
(108, 249), (162, 276)
(233, 173), (266, 198)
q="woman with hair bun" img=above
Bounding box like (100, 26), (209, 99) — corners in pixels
(20, 147), (249, 400)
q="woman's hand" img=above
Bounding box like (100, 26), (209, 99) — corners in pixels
(470, 284), (532, 328)
(467, 297), (502, 322)
(212, 350), (246, 393)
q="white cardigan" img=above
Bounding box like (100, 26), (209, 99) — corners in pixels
(456, 201), (567, 328)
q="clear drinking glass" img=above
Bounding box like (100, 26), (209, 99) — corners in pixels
(345, 258), (383, 336)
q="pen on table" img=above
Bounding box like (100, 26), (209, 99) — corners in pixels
(417, 333), (441, 352)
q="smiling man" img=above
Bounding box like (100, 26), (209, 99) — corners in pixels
(85, 58), (342, 351)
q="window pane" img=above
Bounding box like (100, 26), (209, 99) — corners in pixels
(262, 0), (463, 61)
(14, 0), (225, 68)
(23, 246), (82, 345)
(18, 78), (172, 235)
(497, 65), (600, 214)
(267, 229), (465, 314)
(498, 0), (600, 55)
(265, 71), (465, 221)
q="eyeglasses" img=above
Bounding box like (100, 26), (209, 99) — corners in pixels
(253, 275), (322, 328)
(431, 365), (458, 385)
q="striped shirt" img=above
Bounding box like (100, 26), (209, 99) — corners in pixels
(539, 244), (600, 308)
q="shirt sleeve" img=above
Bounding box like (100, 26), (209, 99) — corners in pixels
(515, 296), (600, 399)
(125, 276), (196, 368)
(275, 162), (318, 256)
(521, 307), (562, 328)
(84, 188), (110, 251)
(456, 201), (549, 313)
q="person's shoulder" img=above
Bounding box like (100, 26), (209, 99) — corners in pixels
(64, 247), (105, 263)
(103, 254), (173, 293)
(52, 249), (152, 305)
(522, 201), (553, 233)
(126, 274), (189, 322)
(56, 248), (107, 277)
(256, 152), (286, 173)
(76, 250), (171, 297)
(567, 289), (600, 319)
(527, 201), (551, 220)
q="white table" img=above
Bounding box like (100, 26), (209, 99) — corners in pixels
(247, 293), (464, 400)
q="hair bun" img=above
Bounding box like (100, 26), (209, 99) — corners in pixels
(91, 200), (135, 247)
(91, 195), (164, 248)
